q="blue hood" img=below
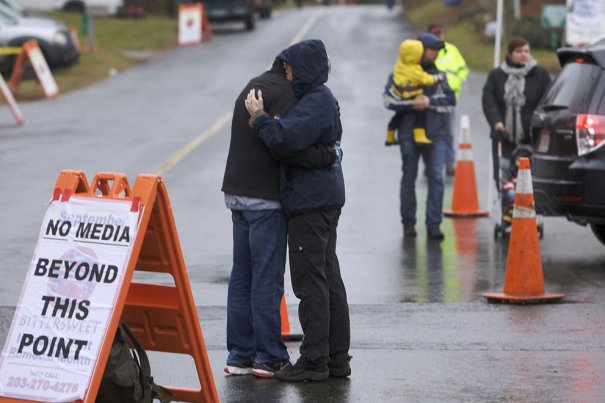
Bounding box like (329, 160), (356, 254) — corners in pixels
(277, 39), (329, 99)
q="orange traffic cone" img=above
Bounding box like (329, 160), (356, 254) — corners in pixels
(280, 294), (303, 342)
(444, 115), (489, 217)
(483, 157), (565, 303)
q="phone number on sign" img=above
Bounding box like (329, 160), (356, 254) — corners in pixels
(7, 377), (78, 393)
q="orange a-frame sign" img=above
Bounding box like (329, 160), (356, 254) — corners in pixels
(0, 170), (218, 403)
(178, 3), (213, 45)
(9, 40), (59, 99)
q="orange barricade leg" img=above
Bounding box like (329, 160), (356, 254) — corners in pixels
(8, 47), (26, 96)
(444, 115), (489, 218)
(280, 294), (304, 342)
(70, 26), (81, 53)
(201, 4), (214, 42)
(483, 158), (565, 304)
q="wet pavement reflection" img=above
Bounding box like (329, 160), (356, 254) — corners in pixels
(399, 218), (503, 303)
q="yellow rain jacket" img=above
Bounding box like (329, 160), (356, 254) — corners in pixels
(392, 39), (437, 99)
(435, 42), (469, 99)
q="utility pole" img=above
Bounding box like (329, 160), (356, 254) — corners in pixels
(494, 0), (504, 68)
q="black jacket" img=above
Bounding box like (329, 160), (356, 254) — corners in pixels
(253, 40), (345, 217)
(222, 59), (336, 201)
(482, 60), (551, 143)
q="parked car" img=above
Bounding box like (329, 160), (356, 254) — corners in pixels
(0, 2), (79, 71)
(16, 0), (123, 15)
(0, 0), (28, 15)
(530, 41), (605, 246)
(0, 0), (73, 22)
(201, 0), (271, 31)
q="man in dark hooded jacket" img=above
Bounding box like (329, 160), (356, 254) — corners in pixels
(245, 39), (351, 382)
(222, 58), (339, 378)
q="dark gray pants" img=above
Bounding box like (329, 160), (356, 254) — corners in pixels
(288, 209), (350, 365)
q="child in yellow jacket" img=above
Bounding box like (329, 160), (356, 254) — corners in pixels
(385, 39), (444, 146)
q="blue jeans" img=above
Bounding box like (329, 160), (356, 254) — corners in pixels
(227, 209), (289, 365)
(399, 136), (447, 230)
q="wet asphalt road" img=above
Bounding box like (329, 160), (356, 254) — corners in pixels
(0, 4), (604, 402)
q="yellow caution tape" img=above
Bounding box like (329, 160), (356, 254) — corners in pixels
(0, 47), (23, 55)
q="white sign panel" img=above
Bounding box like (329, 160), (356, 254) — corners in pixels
(0, 196), (139, 402)
(566, 0), (605, 46)
(28, 44), (59, 98)
(178, 4), (202, 45)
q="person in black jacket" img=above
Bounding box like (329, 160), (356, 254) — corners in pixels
(482, 36), (551, 182)
(245, 39), (351, 382)
(221, 58), (339, 379)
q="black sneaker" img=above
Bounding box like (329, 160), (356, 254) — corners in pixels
(275, 357), (329, 382)
(224, 360), (254, 376)
(328, 355), (352, 378)
(252, 360), (291, 378)
(427, 227), (445, 240)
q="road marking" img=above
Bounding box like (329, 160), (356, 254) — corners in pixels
(289, 13), (318, 46)
(153, 13), (319, 176)
(154, 112), (232, 175)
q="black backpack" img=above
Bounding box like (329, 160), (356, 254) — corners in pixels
(96, 322), (173, 403)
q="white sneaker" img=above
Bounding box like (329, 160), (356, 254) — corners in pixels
(224, 361), (253, 375)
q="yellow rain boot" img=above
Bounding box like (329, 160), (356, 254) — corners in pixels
(413, 128), (432, 145)
(385, 129), (398, 146)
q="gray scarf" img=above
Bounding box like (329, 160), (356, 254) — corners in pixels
(500, 58), (537, 143)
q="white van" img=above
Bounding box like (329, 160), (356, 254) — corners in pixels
(0, 1), (80, 71)
(16, 0), (123, 15)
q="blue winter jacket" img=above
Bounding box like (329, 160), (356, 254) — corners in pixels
(253, 39), (345, 217)
(383, 62), (456, 141)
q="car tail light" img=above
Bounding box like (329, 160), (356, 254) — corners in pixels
(558, 195), (583, 203)
(576, 114), (605, 156)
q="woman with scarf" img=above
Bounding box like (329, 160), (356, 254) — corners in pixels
(482, 36), (551, 182)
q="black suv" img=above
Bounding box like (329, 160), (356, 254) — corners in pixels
(531, 42), (605, 246)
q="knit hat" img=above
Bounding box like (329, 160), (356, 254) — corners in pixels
(417, 33), (444, 50)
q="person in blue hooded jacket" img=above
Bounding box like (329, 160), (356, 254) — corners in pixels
(245, 39), (351, 382)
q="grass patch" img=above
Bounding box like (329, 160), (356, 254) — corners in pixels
(405, 0), (560, 73)
(8, 12), (178, 100)
(444, 20), (499, 72)
(405, 0), (453, 26)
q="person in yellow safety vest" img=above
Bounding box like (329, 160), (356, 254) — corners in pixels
(427, 23), (469, 175)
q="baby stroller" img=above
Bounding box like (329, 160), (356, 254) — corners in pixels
(493, 139), (544, 239)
